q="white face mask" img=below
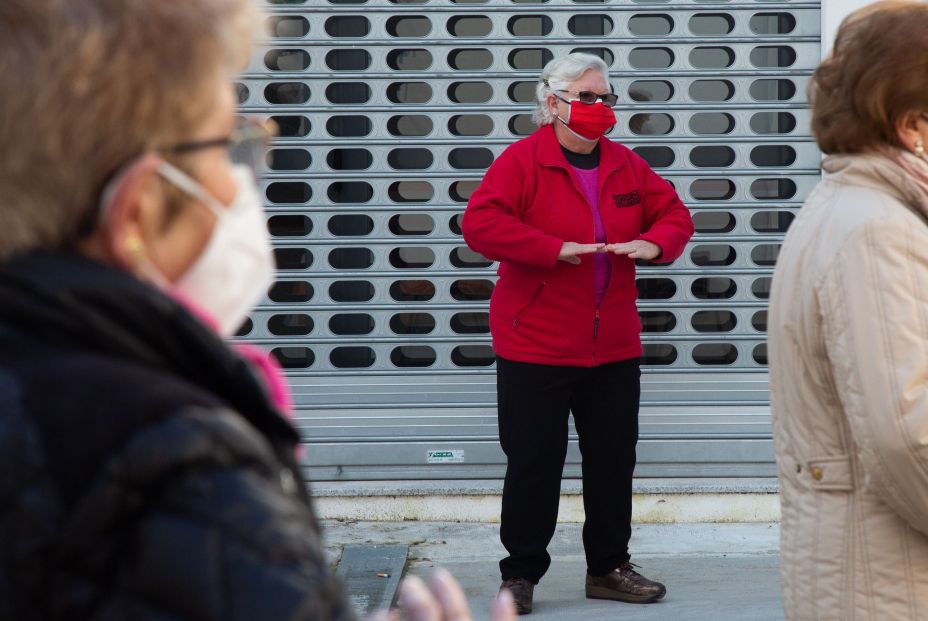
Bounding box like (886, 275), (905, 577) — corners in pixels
(157, 162), (275, 336)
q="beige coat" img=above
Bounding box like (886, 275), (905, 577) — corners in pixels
(770, 154), (928, 620)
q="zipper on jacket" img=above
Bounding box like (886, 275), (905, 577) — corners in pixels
(512, 281), (546, 329)
(593, 309), (600, 340)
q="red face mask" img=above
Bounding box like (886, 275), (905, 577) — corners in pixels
(557, 99), (617, 141)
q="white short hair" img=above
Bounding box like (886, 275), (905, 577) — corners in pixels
(533, 53), (610, 126)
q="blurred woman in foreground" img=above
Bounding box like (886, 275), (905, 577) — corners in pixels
(0, 2), (511, 620)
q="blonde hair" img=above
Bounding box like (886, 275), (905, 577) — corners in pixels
(534, 53), (610, 127)
(0, 0), (260, 260)
(810, 0), (928, 154)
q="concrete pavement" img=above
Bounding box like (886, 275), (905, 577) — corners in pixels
(323, 521), (784, 621)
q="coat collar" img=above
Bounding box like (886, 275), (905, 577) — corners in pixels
(535, 123), (628, 174)
(0, 251), (301, 446)
(823, 153), (928, 223)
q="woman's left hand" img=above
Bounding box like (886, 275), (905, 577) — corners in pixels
(366, 568), (516, 621)
(605, 240), (662, 261)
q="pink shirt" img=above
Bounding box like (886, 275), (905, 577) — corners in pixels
(571, 165), (612, 307)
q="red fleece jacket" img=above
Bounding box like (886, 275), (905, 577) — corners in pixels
(462, 125), (694, 367)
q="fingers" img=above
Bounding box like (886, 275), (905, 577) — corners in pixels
(606, 241), (658, 260)
(398, 575), (443, 621)
(398, 570), (475, 621)
(490, 589), (517, 621)
(572, 242), (606, 255)
(429, 568), (473, 621)
(558, 241), (605, 264)
(395, 569), (514, 621)
(605, 242), (636, 255)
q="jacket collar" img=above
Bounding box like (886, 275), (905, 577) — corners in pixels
(823, 153), (928, 223)
(536, 123), (628, 175)
(0, 251), (300, 446)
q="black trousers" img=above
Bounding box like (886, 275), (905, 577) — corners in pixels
(496, 355), (640, 583)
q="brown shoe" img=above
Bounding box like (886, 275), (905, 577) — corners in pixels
(500, 577), (534, 615)
(585, 562), (666, 603)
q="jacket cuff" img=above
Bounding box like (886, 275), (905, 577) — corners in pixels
(543, 236), (564, 269)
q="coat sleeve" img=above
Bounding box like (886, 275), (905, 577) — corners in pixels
(461, 146), (564, 269)
(631, 154), (694, 263)
(819, 215), (928, 535)
(109, 470), (356, 621)
(92, 411), (358, 621)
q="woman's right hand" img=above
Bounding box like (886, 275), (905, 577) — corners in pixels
(557, 241), (605, 265)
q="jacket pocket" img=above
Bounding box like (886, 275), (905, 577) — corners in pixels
(512, 281), (546, 330)
(805, 454), (854, 491)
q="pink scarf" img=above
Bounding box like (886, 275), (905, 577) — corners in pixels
(874, 145), (928, 197)
(177, 294), (305, 461)
(170, 290), (295, 419)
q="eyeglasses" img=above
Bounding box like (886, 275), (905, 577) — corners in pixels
(556, 90), (618, 107)
(166, 116), (277, 177)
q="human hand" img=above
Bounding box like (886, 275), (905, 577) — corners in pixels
(558, 241), (606, 265)
(604, 240), (661, 261)
(385, 567), (516, 621)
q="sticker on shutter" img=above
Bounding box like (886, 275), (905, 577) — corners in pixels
(427, 449), (465, 463)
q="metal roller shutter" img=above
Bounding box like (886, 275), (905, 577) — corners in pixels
(237, 0), (821, 481)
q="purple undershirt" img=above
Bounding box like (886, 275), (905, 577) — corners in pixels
(571, 165), (612, 308)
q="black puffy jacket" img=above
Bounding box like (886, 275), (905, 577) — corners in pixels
(0, 252), (356, 621)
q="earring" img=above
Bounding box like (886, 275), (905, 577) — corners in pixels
(125, 235), (146, 274)
(916, 138), (925, 158)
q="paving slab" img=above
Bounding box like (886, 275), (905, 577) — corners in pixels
(336, 544), (408, 616)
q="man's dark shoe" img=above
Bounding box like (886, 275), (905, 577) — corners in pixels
(585, 562), (666, 603)
(500, 577), (534, 615)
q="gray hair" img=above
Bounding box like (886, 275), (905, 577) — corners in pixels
(533, 53), (610, 126)
(0, 0), (259, 260)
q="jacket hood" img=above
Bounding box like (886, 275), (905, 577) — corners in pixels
(822, 153), (928, 222)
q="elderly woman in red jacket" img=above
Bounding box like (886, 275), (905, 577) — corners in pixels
(463, 52), (694, 615)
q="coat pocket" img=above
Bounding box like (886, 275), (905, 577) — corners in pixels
(805, 454), (854, 491)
